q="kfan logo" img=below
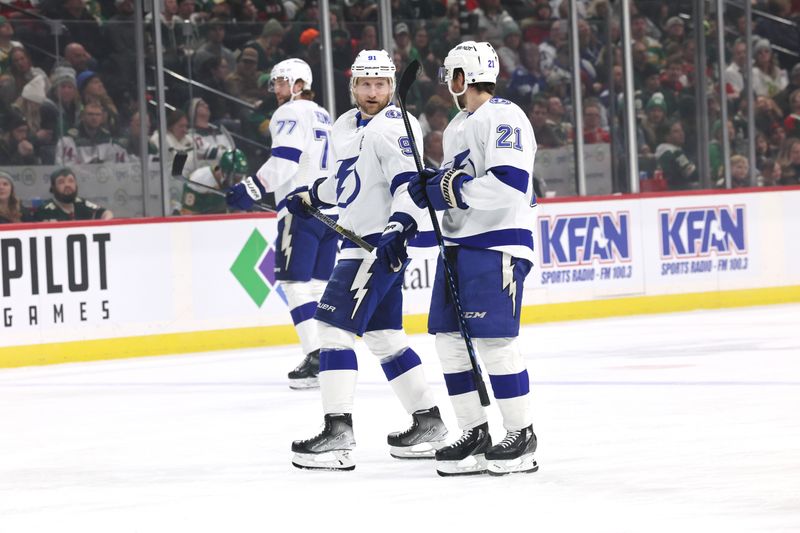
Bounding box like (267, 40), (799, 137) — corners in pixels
(659, 205), (746, 258)
(539, 212), (630, 267)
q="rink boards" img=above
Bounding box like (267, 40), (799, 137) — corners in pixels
(2, 187), (800, 367)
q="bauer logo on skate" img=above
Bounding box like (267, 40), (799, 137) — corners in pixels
(659, 205), (747, 258)
(1, 232), (111, 327)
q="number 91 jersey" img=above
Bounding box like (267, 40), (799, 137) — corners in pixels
(319, 105), (427, 259)
(442, 97), (538, 264)
(256, 99), (334, 217)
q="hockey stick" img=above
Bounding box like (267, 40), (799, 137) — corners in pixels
(397, 60), (490, 407)
(175, 174), (374, 252)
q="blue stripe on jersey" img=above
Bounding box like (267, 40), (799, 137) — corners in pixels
(445, 228), (533, 249)
(319, 349), (358, 371)
(272, 146), (302, 163)
(290, 301), (318, 325)
(489, 165), (529, 194)
(444, 370), (477, 396)
(341, 232), (380, 250)
(489, 370), (530, 399)
(276, 198), (286, 211)
(380, 348), (422, 381)
(389, 171), (417, 196)
(408, 230), (436, 247)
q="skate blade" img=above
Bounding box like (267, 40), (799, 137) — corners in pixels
(288, 377), (319, 390)
(292, 450), (355, 471)
(435, 454), (488, 477)
(487, 454), (538, 476)
(389, 440), (446, 460)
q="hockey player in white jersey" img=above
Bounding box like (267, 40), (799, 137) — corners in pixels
(407, 41), (539, 476)
(284, 50), (448, 470)
(226, 58), (339, 389)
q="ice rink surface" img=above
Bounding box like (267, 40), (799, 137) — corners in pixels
(1, 304), (799, 533)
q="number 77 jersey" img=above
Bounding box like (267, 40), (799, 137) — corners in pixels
(255, 99), (334, 217)
(441, 96), (538, 264)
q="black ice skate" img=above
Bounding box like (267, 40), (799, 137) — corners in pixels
(434, 422), (492, 476)
(485, 424), (538, 476)
(288, 349), (319, 390)
(387, 406), (448, 459)
(291, 413), (356, 471)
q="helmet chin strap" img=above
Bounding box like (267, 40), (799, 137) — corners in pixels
(448, 79), (468, 112)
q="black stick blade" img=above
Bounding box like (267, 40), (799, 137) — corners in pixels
(397, 59), (421, 105)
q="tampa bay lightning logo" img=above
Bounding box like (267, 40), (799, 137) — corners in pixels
(385, 109), (402, 119)
(335, 156), (361, 208)
(451, 149), (475, 175)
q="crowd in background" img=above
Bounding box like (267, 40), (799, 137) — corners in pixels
(0, 0), (799, 223)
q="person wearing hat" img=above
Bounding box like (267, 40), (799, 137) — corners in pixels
(641, 92), (668, 151)
(662, 16), (685, 48)
(45, 67), (81, 139)
(31, 167), (113, 222)
(393, 22), (412, 62)
(14, 74), (58, 157)
(0, 110), (37, 165)
(245, 18), (286, 71)
(280, 0), (320, 56)
(75, 70), (120, 135)
(752, 39), (788, 98)
(497, 20), (522, 79)
(225, 47), (264, 106)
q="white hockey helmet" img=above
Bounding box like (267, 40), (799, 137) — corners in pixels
(350, 49), (396, 95)
(269, 58), (313, 99)
(439, 41), (499, 108)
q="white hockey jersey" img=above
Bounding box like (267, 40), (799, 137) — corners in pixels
(315, 104), (428, 260)
(255, 99), (334, 217)
(441, 96), (538, 263)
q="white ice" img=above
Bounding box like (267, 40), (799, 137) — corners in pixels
(1, 304), (799, 533)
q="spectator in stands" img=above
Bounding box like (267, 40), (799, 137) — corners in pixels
(104, 0), (137, 88)
(497, 21), (523, 80)
(709, 119), (737, 181)
(473, 0), (515, 48)
(260, 0), (288, 21)
(31, 167), (113, 221)
(192, 18), (236, 74)
(769, 123), (787, 154)
(53, 0), (105, 57)
(724, 39), (747, 101)
(754, 0), (798, 69)
(631, 13), (663, 66)
(524, 2), (553, 45)
(656, 119), (698, 190)
(196, 55), (231, 121)
(225, 47), (262, 107)
(419, 95), (450, 138)
(409, 23), (439, 82)
(120, 110), (157, 162)
(662, 16), (685, 49)
(76, 70), (120, 135)
(430, 17), (460, 61)
(729, 155), (750, 188)
(0, 171), (24, 223)
(393, 22), (412, 64)
(776, 136), (800, 184)
(757, 157), (782, 186)
(0, 16), (23, 76)
(784, 89), (800, 138)
(45, 67), (81, 139)
(356, 24), (378, 55)
(150, 108), (192, 171)
(185, 97), (234, 171)
(506, 42), (547, 106)
(332, 28), (354, 71)
(546, 95), (571, 144)
(146, 0), (193, 72)
(755, 95), (785, 136)
(539, 20), (565, 76)
(423, 130), (444, 168)
(0, 47), (47, 106)
(0, 110), (37, 165)
(775, 65), (800, 116)
(246, 19), (286, 72)
(581, 100), (610, 144)
(755, 132), (774, 167)
(527, 98), (562, 148)
(55, 100), (125, 165)
(59, 43), (96, 75)
(752, 39), (788, 98)
(281, 0), (320, 56)
(14, 74), (56, 160)
(641, 92), (668, 152)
